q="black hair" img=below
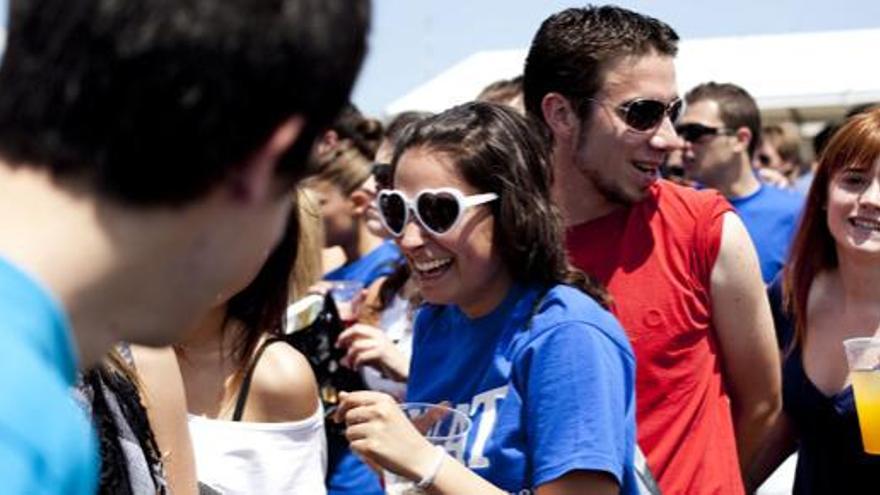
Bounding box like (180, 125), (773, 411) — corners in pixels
(524, 5), (678, 138)
(812, 122), (839, 158)
(391, 102), (609, 307)
(383, 111), (434, 149)
(0, 0), (370, 206)
(845, 102), (880, 119)
(332, 104), (384, 160)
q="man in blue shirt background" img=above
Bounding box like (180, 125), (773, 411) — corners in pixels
(678, 82), (804, 283)
(0, 1), (369, 492)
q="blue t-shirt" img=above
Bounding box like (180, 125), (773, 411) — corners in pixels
(729, 184), (803, 283)
(792, 171), (814, 196)
(408, 284), (638, 494)
(323, 240), (401, 287)
(0, 257), (98, 494)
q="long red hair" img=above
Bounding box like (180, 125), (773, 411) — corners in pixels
(784, 108), (880, 348)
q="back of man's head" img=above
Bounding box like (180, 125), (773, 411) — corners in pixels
(523, 5), (678, 128)
(0, 0), (370, 206)
(476, 75), (525, 113)
(685, 82), (762, 157)
(477, 75), (523, 103)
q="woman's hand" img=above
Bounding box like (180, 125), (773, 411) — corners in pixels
(336, 323), (410, 381)
(335, 391), (438, 481)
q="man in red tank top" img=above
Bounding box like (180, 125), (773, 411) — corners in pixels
(523, 6), (781, 494)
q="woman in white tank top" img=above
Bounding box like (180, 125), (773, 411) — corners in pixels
(175, 212), (327, 495)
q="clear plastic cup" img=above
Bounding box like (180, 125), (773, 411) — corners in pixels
(383, 403), (472, 495)
(843, 337), (880, 454)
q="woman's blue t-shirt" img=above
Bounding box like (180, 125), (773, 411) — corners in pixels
(408, 283), (638, 494)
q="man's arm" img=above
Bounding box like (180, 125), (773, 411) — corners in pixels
(710, 212), (782, 474)
(745, 411), (799, 492)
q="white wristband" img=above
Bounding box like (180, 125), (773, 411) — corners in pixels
(415, 446), (446, 489)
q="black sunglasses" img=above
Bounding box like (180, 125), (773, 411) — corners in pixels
(591, 97), (683, 132)
(675, 123), (732, 143)
(371, 162), (393, 190)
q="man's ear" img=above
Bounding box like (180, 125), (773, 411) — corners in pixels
(230, 116), (304, 203)
(734, 127), (753, 156)
(541, 92), (580, 141)
(349, 187), (373, 215)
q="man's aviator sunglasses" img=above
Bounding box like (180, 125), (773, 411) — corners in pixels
(675, 122), (734, 143)
(376, 188), (498, 237)
(590, 97), (683, 132)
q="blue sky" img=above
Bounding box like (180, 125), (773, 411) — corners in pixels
(2, 1), (878, 115)
(353, 0), (880, 115)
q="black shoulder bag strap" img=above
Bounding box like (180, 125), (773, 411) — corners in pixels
(232, 337), (284, 422)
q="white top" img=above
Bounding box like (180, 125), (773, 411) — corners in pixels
(188, 405), (327, 495)
(361, 294), (413, 399)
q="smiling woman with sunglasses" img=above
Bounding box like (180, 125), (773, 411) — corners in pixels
(335, 102), (638, 495)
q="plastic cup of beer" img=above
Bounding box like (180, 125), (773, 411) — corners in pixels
(328, 280), (364, 327)
(383, 403), (472, 495)
(844, 337), (880, 454)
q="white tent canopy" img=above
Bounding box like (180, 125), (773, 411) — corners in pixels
(386, 28), (880, 125)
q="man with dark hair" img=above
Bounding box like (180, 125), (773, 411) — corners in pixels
(679, 82), (803, 283)
(0, 1), (369, 492)
(524, 6), (780, 494)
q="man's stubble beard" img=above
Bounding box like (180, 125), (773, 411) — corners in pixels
(573, 128), (641, 208)
(586, 167), (640, 207)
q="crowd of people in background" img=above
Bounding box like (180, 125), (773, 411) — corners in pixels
(0, 1), (878, 495)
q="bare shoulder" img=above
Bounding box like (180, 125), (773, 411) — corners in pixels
(712, 212), (757, 281)
(248, 341), (320, 422)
